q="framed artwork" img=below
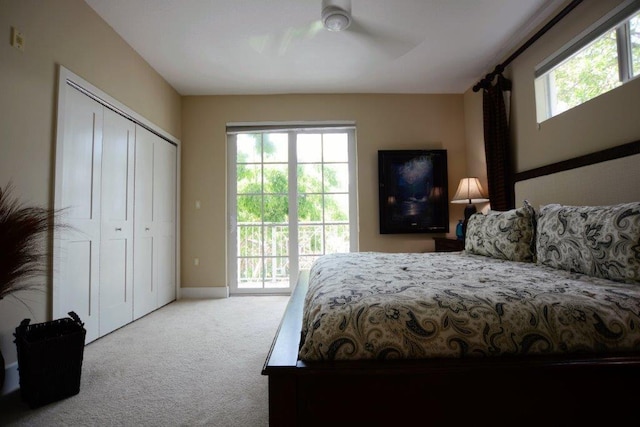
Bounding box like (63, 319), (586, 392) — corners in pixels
(378, 149), (449, 234)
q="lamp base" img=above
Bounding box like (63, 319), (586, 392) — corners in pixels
(462, 204), (477, 239)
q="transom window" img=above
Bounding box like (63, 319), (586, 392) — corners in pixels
(535, 1), (640, 122)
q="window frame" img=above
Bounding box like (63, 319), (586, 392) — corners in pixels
(535, 0), (640, 122)
(226, 123), (358, 295)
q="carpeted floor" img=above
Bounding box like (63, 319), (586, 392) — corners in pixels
(0, 296), (290, 426)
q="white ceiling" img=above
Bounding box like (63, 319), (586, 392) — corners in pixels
(84, 0), (566, 96)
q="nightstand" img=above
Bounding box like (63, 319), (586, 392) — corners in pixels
(434, 237), (464, 252)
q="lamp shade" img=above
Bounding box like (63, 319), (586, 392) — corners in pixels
(451, 177), (489, 204)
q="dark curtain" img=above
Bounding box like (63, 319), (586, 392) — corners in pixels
(482, 74), (514, 211)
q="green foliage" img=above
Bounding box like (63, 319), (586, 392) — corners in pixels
(297, 194), (321, 222)
(553, 29), (620, 110)
(632, 15), (640, 75)
(263, 195), (288, 223)
(237, 143), (348, 224)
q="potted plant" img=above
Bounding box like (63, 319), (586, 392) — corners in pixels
(0, 182), (62, 389)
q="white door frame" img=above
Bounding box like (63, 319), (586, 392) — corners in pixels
(226, 124), (358, 296)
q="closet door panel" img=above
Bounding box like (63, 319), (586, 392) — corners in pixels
(155, 141), (176, 222)
(100, 239), (128, 326)
(155, 141), (177, 306)
(133, 235), (155, 319)
(61, 92), (100, 221)
(99, 109), (135, 335)
(134, 131), (154, 223)
(55, 87), (103, 343)
(157, 234), (176, 306)
(65, 240), (94, 326)
(134, 126), (158, 318)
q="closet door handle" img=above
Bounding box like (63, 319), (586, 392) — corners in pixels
(145, 227), (150, 231)
(115, 227), (122, 231)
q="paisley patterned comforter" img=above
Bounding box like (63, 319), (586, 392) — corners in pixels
(298, 251), (640, 361)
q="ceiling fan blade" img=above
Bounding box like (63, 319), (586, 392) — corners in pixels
(348, 19), (421, 59)
(250, 20), (324, 56)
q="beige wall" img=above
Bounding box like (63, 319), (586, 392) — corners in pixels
(464, 0), (640, 180)
(0, 0), (181, 365)
(7, 0), (631, 378)
(511, 0), (640, 171)
(181, 94), (467, 287)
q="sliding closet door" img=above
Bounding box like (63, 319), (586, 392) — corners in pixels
(133, 126), (157, 319)
(133, 126), (177, 317)
(99, 109), (135, 335)
(54, 87), (103, 343)
(155, 141), (177, 307)
(55, 67), (179, 342)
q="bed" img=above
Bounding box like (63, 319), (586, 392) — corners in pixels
(262, 141), (640, 426)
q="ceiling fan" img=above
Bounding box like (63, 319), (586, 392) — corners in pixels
(320, 0), (352, 32)
(250, 0), (420, 60)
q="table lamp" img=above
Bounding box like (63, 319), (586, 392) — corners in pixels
(451, 177), (489, 238)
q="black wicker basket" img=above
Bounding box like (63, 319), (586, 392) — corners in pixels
(14, 311), (86, 408)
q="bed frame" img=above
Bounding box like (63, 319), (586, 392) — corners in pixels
(262, 141), (640, 426)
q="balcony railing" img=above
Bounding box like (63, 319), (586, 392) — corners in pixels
(236, 221), (348, 288)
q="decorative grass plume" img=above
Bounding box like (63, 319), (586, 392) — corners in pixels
(0, 182), (62, 300)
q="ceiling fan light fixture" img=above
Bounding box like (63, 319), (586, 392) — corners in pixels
(322, 5), (351, 31)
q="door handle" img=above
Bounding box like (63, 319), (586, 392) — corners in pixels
(115, 227), (122, 231)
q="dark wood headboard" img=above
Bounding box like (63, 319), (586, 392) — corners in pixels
(514, 140), (640, 208)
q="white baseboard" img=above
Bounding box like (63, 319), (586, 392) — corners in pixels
(1, 361), (19, 396)
(179, 286), (229, 299)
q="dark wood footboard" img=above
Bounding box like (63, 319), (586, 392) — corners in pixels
(263, 271), (640, 426)
(261, 270), (308, 426)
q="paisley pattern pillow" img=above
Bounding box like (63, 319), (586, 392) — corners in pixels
(536, 202), (640, 283)
(465, 201), (536, 262)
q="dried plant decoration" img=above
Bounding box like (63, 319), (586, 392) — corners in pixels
(0, 182), (64, 300)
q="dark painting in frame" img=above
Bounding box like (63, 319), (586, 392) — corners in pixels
(378, 150), (449, 234)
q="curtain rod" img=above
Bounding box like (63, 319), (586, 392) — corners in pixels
(472, 0), (584, 92)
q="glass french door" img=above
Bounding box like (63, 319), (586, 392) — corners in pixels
(227, 126), (357, 295)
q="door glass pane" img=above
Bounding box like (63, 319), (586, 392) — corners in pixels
(238, 225), (262, 257)
(299, 225), (323, 255)
(237, 164), (262, 193)
(264, 257), (289, 288)
(264, 225), (289, 256)
(263, 133), (288, 163)
(238, 257), (262, 288)
(297, 134), (322, 163)
(297, 164), (322, 193)
(263, 164), (288, 194)
(324, 194), (349, 222)
(323, 133), (349, 162)
(298, 194), (323, 222)
(324, 164), (349, 193)
(299, 255), (320, 271)
(325, 225), (350, 253)
(237, 195), (262, 222)
(237, 134), (261, 163)
(263, 195), (288, 223)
